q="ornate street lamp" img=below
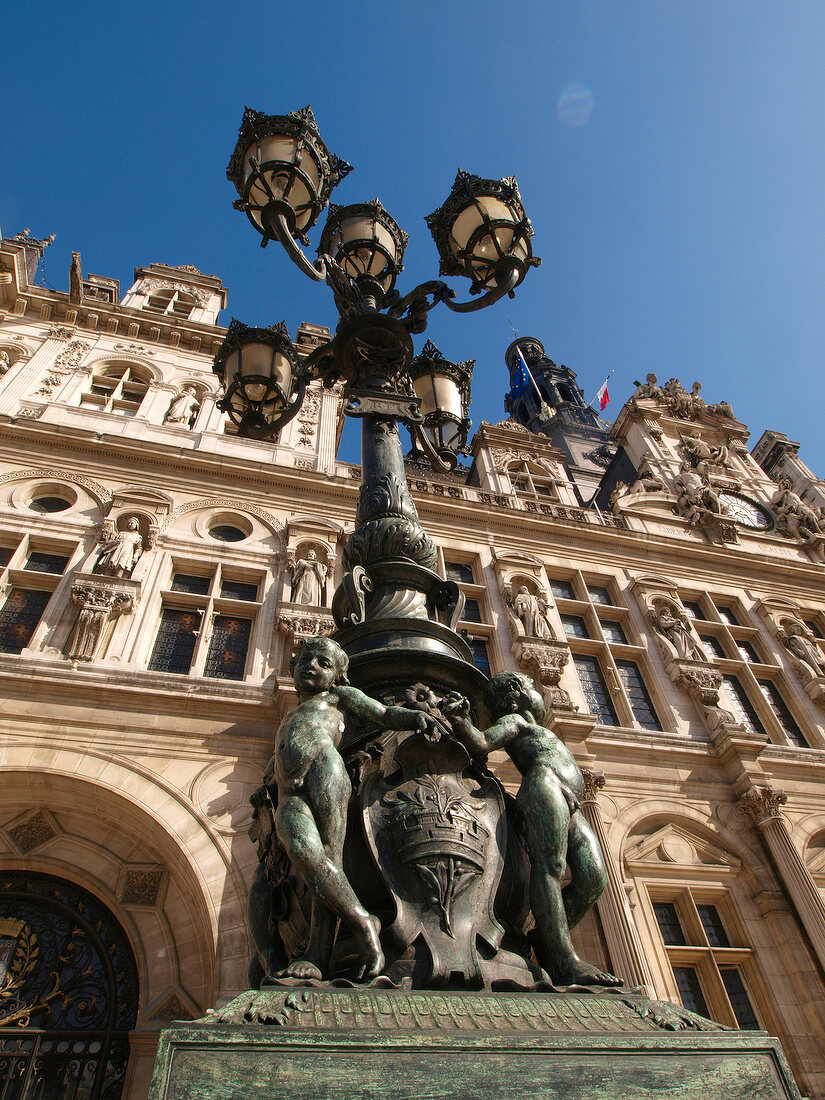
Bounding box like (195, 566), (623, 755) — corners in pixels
(319, 199), (409, 297)
(408, 340), (474, 469)
(219, 102), (541, 690)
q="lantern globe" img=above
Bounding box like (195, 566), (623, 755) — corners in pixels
(213, 319), (299, 438)
(319, 199), (409, 294)
(226, 106), (352, 244)
(426, 170), (540, 293)
(409, 339), (474, 463)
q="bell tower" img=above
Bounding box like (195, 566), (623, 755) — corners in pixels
(504, 336), (614, 502)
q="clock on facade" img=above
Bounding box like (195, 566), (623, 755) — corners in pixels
(718, 491), (771, 529)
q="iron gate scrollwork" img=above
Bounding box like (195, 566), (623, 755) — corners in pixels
(0, 871), (139, 1100)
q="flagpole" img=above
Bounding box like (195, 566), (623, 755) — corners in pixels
(508, 322), (553, 419)
(587, 370), (615, 409)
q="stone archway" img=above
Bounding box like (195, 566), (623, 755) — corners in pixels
(0, 870), (139, 1099)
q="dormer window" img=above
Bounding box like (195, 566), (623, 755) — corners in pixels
(508, 461), (559, 501)
(144, 287), (197, 319)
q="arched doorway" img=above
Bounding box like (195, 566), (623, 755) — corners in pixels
(0, 871), (139, 1099)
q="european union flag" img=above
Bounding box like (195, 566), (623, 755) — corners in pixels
(511, 349), (531, 398)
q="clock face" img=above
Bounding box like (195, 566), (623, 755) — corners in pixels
(719, 492), (771, 529)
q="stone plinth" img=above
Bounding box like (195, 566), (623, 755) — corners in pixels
(149, 988), (802, 1100)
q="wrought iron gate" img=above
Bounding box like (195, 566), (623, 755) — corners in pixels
(0, 872), (139, 1100)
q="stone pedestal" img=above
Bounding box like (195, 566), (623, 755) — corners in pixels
(148, 988), (802, 1100)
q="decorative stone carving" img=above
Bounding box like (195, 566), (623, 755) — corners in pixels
(277, 609), (336, 642)
(632, 576), (741, 734)
(160, 500), (283, 540)
(164, 386), (201, 427)
(667, 660), (739, 732)
(0, 350), (10, 376)
(511, 585), (555, 640)
(608, 481), (630, 514)
(94, 516), (144, 578)
(674, 461), (738, 543)
(492, 449), (559, 478)
(295, 386), (321, 449)
(66, 575), (138, 662)
(680, 432), (729, 476)
(736, 785), (787, 826)
(580, 769), (606, 804)
(646, 597), (706, 664)
(633, 374), (736, 423)
(770, 478), (825, 550)
(630, 456), (665, 493)
(511, 640), (574, 711)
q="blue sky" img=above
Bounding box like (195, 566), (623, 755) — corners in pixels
(3, 1), (824, 473)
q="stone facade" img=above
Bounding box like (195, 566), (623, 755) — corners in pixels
(1, 231), (825, 1098)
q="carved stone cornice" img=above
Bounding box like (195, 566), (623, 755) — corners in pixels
(736, 785), (788, 826)
(511, 638), (573, 710)
(580, 769), (606, 804)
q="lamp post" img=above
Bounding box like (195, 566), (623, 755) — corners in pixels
(217, 104), (539, 707)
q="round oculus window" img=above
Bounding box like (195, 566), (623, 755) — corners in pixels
(210, 524), (247, 543)
(29, 496), (71, 514)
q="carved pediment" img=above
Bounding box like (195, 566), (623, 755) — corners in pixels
(625, 824), (740, 874)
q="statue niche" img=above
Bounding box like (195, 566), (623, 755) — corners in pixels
(289, 545), (330, 607)
(93, 515), (146, 579)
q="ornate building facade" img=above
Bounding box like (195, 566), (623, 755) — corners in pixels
(1, 229), (825, 1097)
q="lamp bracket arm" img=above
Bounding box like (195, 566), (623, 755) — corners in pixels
(408, 420), (458, 474)
(268, 207), (327, 283)
(441, 263), (520, 313)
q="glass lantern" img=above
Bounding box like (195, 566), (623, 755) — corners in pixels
(213, 320), (300, 438)
(319, 199), (409, 293)
(409, 340), (474, 464)
(226, 106), (352, 244)
(426, 170), (540, 293)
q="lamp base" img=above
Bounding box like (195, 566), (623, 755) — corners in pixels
(149, 987), (803, 1100)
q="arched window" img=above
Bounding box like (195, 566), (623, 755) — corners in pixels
(144, 287), (197, 319)
(80, 363), (151, 417)
(0, 870), (139, 1098)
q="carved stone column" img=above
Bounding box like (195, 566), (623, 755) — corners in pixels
(737, 785), (825, 976)
(579, 770), (656, 995)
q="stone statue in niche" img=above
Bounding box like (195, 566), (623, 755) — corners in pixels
(779, 618), (825, 680)
(0, 350), (10, 377)
(165, 385), (201, 428)
(94, 516), (144, 578)
(291, 548), (328, 606)
(443, 672), (619, 987)
(513, 585), (555, 639)
(253, 637), (432, 983)
(648, 599), (706, 663)
(771, 478), (825, 545)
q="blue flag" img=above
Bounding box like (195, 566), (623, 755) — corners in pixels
(511, 348), (531, 398)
